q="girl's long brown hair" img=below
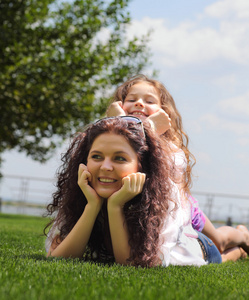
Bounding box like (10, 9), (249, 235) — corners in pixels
(44, 117), (177, 267)
(111, 74), (196, 194)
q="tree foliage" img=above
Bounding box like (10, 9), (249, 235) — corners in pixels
(0, 0), (152, 164)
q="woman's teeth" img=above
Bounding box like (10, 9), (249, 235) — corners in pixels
(99, 178), (116, 183)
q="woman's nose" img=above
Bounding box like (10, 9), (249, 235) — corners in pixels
(100, 158), (113, 171)
(135, 99), (145, 108)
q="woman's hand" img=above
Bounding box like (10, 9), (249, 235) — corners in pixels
(107, 172), (145, 264)
(106, 101), (126, 117)
(78, 164), (103, 209)
(107, 172), (146, 208)
(47, 164), (103, 258)
(147, 109), (171, 135)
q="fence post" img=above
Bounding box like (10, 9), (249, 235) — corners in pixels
(206, 194), (214, 220)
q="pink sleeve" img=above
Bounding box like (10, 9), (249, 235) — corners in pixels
(188, 195), (206, 232)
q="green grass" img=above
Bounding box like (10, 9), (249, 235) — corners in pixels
(0, 213), (248, 300)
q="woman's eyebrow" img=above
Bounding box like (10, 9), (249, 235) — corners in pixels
(114, 151), (129, 155)
(90, 150), (129, 155)
(89, 150), (102, 154)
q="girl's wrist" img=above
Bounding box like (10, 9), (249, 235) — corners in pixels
(147, 119), (156, 132)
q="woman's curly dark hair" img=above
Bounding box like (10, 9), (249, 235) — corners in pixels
(44, 117), (176, 267)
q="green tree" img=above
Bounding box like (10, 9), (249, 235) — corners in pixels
(0, 0), (152, 166)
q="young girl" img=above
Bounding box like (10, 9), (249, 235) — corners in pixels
(106, 74), (249, 257)
(44, 117), (244, 266)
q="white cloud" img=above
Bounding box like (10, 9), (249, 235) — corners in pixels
(200, 113), (220, 127)
(128, 1), (249, 67)
(201, 113), (249, 135)
(197, 92), (249, 140)
(218, 91), (249, 117)
(237, 153), (249, 164)
(205, 0), (249, 20)
(237, 137), (249, 146)
(195, 151), (212, 164)
(129, 18), (222, 66)
(186, 120), (203, 134)
(211, 74), (237, 91)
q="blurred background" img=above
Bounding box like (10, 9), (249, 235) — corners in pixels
(1, 0), (249, 225)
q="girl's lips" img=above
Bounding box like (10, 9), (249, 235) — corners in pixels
(130, 111), (148, 117)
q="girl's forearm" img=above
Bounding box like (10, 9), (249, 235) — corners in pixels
(108, 204), (131, 265)
(47, 204), (100, 258)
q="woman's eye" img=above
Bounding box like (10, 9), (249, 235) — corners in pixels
(115, 156), (126, 162)
(92, 154), (102, 159)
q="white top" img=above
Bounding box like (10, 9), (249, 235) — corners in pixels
(159, 184), (206, 266)
(45, 220), (60, 253)
(45, 183), (206, 266)
(170, 143), (187, 172)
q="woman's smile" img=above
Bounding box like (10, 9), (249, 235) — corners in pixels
(98, 177), (117, 183)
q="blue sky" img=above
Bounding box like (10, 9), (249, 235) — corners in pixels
(2, 0), (249, 215)
(128, 0), (249, 196)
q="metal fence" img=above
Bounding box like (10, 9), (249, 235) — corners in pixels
(1, 174), (249, 224)
(191, 191), (249, 225)
(0, 174), (55, 216)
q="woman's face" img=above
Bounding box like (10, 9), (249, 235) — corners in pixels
(123, 82), (161, 121)
(87, 133), (139, 199)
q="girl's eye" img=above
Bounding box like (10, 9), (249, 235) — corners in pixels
(146, 98), (156, 104)
(115, 156), (126, 162)
(125, 98), (135, 102)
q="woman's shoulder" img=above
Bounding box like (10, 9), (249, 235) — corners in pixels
(45, 221), (62, 253)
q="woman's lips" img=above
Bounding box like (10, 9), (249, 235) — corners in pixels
(98, 177), (117, 183)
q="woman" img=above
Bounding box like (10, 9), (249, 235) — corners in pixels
(44, 117), (243, 267)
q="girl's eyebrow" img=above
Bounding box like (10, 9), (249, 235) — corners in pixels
(127, 92), (157, 98)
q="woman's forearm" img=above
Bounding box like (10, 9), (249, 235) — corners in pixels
(108, 204), (131, 265)
(47, 204), (100, 258)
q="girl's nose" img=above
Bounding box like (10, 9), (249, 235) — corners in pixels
(135, 99), (145, 108)
(100, 158), (113, 171)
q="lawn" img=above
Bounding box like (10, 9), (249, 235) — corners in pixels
(0, 213), (248, 300)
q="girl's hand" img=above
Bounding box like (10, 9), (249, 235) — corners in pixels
(107, 172), (146, 208)
(106, 101), (126, 117)
(78, 164), (103, 209)
(147, 109), (171, 135)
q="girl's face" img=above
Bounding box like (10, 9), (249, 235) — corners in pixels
(123, 82), (161, 121)
(87, 133), (139, 199)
